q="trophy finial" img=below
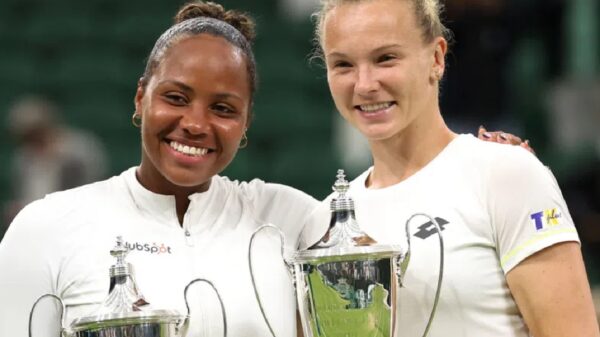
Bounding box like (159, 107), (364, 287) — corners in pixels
(110, 236), (130, 278)
(311, 168), (376, 249)
(333, 169), (349, 195)
(331, 169), (353, 212)
(111, 236), (128, 264)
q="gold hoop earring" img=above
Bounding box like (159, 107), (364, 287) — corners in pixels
(132, 112), (142, 128)
(239, 132), (248, 149)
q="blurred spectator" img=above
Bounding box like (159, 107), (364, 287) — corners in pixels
(551, 82), (600, 289)
(279, 0), (319, 21)
(3, 95), (108, 230)
(543, 0), (600, 290)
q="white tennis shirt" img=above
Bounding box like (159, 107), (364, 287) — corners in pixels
(301, 134), (580, 337)
(0, 167), (319, 337)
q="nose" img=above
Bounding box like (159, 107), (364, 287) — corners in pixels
(180, 107), (210, 136)
(354, 65), (380, 96)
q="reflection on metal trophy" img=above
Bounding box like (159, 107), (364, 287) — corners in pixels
(29, 236), (227, 337)
(249, 170), (445, 337)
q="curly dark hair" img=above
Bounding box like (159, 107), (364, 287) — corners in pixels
(140, 1), (257, 104)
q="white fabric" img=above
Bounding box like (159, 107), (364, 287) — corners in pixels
(301, 134), (580, 337)
(0, 167), (318, 337)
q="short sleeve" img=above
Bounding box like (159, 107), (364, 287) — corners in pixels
(240, 180), (319, 251)
(486, 148), (580, 273)
(0, 200), (62, 337)
(298, 197), (331, 250)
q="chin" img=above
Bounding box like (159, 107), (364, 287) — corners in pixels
(163, 168), (212, 190)
(357, 125), (399, 141)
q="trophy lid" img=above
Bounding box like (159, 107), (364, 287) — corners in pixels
(293, 170), (402, 264)
(69, 237), (186, 332)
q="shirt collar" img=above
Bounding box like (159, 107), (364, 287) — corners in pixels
(122, 167), (219, 229)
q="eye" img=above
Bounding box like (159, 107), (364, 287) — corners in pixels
(377, 54), (397, 63)
(163, 93), (188, 106)
(211, 103), (236, 115)
(333, 60), (352, 69)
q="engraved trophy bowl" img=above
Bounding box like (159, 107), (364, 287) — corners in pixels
(249, 170), (444, 337)
(291, 241), (403, 337)
(29, 237), (227, 337)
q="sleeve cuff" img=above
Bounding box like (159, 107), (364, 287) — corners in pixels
(501, 228), (580, 273)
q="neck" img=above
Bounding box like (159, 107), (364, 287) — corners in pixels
(366, 109), (455, 188)
(174, 194), (190, 225)
(135, 167), (209, 226)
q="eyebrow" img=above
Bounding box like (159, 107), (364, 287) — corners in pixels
(327, 43), (404, 59)
(372, 44), (404, 53)
(213, 92), (243, 102)
(158, 80), (244, 102)
(157, 80), (194, 94)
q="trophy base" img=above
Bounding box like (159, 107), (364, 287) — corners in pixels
(73, 322), (180, 337)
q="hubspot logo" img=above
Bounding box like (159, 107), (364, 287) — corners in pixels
(125, 241), (173, 254)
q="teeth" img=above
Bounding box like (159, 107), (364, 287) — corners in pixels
(169, 141), (208, 157)
(360, 102), (392, 112)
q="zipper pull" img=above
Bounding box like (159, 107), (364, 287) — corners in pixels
(184, 228), (194, 247)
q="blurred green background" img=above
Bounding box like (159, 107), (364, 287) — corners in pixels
(0, 0), (337, 201)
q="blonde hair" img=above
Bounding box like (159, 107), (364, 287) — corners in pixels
(313, 0), (452, 57)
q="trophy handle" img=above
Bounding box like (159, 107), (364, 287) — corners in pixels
(401, 213), (445, 337)
(29, 293), (67, 337)
(248, 224), (293, 337)
(184, 278), (228, 337)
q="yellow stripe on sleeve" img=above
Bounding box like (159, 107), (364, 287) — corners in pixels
(500, 227), (578, 268)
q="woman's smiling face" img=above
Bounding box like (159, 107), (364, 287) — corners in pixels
(323, 0), (445, 142)
(135, 33), (251, 194)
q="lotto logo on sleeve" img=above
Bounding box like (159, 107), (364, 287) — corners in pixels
(530, 208), (562, 230)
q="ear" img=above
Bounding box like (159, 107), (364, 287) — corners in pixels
(134, 78), (145, 116)
(244, 111), (252, 130)
(431, 37), (448, 81)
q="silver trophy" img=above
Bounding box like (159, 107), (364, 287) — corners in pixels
(249, 170), (444, 337)
(29, 236), (227, 337)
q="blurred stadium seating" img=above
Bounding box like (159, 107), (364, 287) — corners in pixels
(0, 0), (338, 226)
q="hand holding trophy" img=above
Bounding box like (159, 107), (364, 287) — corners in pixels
(249, 170), (445, 337)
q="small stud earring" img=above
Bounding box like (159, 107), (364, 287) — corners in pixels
(436, 70), (443, 81)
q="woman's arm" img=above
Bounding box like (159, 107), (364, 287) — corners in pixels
(506, 241), (600, 337)
(0, 201), (59, 337)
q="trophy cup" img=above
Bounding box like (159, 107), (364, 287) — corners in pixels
(29, 236), (227, 337)
(249, 170), (444, 337)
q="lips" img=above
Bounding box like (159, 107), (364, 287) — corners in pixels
(168, 140), (209, 157)
(353, 101), (397, 121)
(163, 138), (216, 162)
(355, 101), (395, 112)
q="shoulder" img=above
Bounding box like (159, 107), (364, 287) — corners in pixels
(213, 175), (318, 206)
(451, 134), (547, 181)
(7, 173), (127, 235)
(448, 134), (527, 161)
(45, 173), (126, 210)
